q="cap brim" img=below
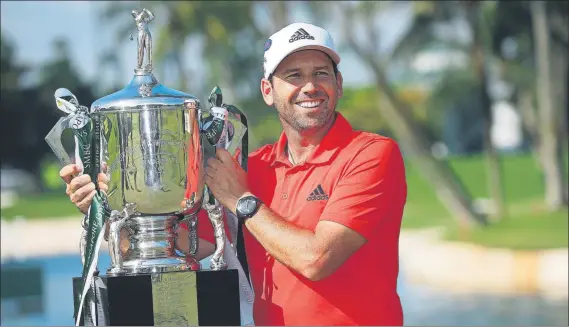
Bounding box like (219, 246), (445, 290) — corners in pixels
(266, 45), (341, 79)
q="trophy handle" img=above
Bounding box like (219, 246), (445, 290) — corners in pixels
(45, 116), (74, 166)
(203, 86), (248, 160)
(222, 104), (248, 171)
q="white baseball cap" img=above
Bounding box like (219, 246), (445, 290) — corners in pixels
(263, 22), (341, 79)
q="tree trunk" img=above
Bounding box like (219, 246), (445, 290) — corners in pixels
(467, 3), (507, 220)
(549, 15), (569, 205)
(516, 88), (542, 164)
(345, 41), (487, 228)
(531, 1), (568, 210)
(374, 66), (487, 228)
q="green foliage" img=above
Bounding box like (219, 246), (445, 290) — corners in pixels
(404, 152), (568, 250)
(1, 33), (29, 92)
(337, 87), (385, 134)
(40, 157), (66, 192)
(248, 113), (282, 150)
(491, 1), (536, 92)
(426, 68), (479, 105)
(1, 33), (97, 180)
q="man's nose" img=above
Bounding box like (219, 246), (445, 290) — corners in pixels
(300, 81), (318, 94)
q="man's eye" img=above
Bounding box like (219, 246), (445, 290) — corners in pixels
(286, 73), (300, 79)
(316, 71), (329, 76)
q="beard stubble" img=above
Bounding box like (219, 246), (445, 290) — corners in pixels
(272, 91), (336, 132)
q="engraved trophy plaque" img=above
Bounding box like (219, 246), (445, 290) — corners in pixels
(45, 8), (250, 326)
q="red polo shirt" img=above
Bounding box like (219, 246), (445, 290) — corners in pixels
(191, 113), (406, 325)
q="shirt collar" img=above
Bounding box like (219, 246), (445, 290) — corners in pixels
(268, 112), (353, 167)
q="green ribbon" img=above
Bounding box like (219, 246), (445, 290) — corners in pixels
(72, 112), (110, 326)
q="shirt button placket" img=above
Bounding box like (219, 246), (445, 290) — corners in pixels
(282, 171), (290, 200)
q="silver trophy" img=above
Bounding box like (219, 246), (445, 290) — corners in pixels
(46, 7), (247, 277)
(46, 8), (249, 325)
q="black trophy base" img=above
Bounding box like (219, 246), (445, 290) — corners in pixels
(72, 269), (241, 326)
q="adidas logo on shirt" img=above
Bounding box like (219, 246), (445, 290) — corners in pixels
(307, 184), (329, 201)
(289, 28), (315, 43)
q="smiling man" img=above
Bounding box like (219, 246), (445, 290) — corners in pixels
(204, 22), (408, 326)
(60, 22), (408, 326)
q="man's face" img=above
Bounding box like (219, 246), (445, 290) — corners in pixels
(261, 50), (343, 132)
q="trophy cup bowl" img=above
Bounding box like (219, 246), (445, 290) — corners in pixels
(92, 71), (205, 276)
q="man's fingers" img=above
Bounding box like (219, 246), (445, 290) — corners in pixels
(204, 173), (213, 185)
(206, 157), (222, 171)
(204, 169), (214, 180)
(70, 183), (96, 204)
(97, 172), (109, 184)
(68, 175), (92, 194)
(59, 164), (81, 184)
(98, 181), (109, 193)
(215, 148), (233, 164)
(97, 172), (109, 195)
(77, 190), (97, 213)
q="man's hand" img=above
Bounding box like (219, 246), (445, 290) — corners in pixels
(59, 164), (109, 215)
(204, 148), (249, 214)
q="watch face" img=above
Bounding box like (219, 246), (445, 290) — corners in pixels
(243, 198), (257, 214)
(238, 196), (259, 217)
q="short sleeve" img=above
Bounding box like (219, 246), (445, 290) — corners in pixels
(319, 139), (406, 240)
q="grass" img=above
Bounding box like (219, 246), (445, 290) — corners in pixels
(2, 152), (568, 250)
(1, 192), (80, 220)
(445, 205), (568, 250)
(402, 151), (568, 249)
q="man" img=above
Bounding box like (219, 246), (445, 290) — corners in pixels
(60, 22), (407, 326)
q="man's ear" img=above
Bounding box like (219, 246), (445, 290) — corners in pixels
(260, 78), (274, 106)
(336, 71), (344, 98)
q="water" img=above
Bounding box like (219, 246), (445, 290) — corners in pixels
(1, 253), (567, 326)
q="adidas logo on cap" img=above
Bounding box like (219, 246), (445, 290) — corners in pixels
(289, 28), (315, 43)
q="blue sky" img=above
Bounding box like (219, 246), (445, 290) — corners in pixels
(1, 1), (412, 90)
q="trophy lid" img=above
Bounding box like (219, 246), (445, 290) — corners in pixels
(91, 8), (199, 113)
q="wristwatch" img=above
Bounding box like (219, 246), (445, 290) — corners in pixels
(235, 195), (263, 222)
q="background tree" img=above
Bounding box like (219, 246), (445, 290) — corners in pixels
(308, 1), (488, 228)
(492, 0), (568, 211)
(465, 1), (506, 220)
(0, 35), (97, 186)
(530, 1), (568, 210)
